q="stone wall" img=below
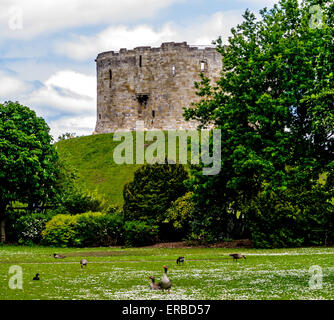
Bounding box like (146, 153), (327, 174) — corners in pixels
(95, 42), (222, 133)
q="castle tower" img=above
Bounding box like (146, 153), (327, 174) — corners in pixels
(95, 42), (222, 133)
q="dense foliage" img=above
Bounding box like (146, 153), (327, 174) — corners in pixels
(183, 0), (333, 244)
(244, 186), (334, 248)
(124, 220), (159, 247)
(0, 101), (60, 242)
(41, 211), (124, 247)
(123, 162), (188, 223)
(164, 192), (195, 235)
(13, 211), (56, 245)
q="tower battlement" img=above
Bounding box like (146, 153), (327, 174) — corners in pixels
(95, 41), (222, 133)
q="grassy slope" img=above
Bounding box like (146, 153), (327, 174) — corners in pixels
(55, 133), (141, 206)
(55, 132), (191, 206)
(1, 246), (333, 300)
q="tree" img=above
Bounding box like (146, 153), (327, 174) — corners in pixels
(164, 192), (195, 234)
(0, 101), (60, 242)
(123, 162), (188, 224)
(184, 0), (333, 238)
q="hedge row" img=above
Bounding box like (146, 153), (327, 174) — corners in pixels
(40, 212), (158, 247)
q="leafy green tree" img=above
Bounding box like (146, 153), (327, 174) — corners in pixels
(123, 162), (188, 224)
(184, 0), (333, 238)
(0, 101), (60, 242)
(164, 192), (195, 233)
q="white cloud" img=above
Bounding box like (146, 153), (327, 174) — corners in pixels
(28, 70), (96, 115)
(49, 115), (96, 139)
(0, 0), (183, 39)
(0, 69), (97, 139)
(57, 10), (243, 61)
(0, 71), (31, 97)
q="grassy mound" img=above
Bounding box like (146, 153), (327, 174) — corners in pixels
(55, 133), (141, 206)
(55, 131), (193, 205)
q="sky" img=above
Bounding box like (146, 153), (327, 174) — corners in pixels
(0, 0), (278, 140)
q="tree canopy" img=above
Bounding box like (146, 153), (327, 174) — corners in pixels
(184, 0), (333, 238)
(123, 162), (188, 224)
(0, 101), (60, 242)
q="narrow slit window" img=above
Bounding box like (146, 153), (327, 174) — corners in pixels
(200, 61), (206, 72)
(152, 110), (155, 118)
(109, 70), (112, 87)
(139, 55), (142, 67)
(172, 65), (175, 76)
(99, 113), (101, 120)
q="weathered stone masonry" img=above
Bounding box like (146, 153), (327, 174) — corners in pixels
(95, 42), (222, 133)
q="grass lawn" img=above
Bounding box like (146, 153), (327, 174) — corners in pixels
(0, 246), (333, 300)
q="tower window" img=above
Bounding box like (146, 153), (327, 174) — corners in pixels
(99, 113), (101, 120)
(109, 70), (112, 88)
(172, 65), (175, 76)
(200, 61), (206, 72)
(139, 55), (142, 67)
(152, 110), (155, 118)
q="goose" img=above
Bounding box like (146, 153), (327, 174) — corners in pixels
(33, 273), (40, 280)
(229, 253), (246, 261)
(158, 265), (172, 293)
(80, 259), (88, 268)
(54, 253), (66, 259)
(148, 276), (161, 290)
(176, 256), (185, 265)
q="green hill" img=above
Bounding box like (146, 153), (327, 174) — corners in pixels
(55, 133), (141, 206)
(55, 131), (193, 206)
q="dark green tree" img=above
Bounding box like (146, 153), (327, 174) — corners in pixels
(123, 162), (188, 224)
(184, 0), (333, 239)
(0, 101), (60, 242)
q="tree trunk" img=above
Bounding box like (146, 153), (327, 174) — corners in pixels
(0, 204), (7, 243)
(0, 216), (6, 243)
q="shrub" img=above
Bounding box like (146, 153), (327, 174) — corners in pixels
(59, 188), (104, 215)
(41, 211), (124, 247)
(123, 162), (188, 224)
(14, 212), (56, 245)
(75, 211), (124, 246)
(243, 186), (334, 248)
(124, 220), (159, 247)
(164, 192), (195, 232)
(41, 214), (79, 247)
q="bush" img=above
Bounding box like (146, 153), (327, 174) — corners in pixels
(14, 212), (56, 245)
(124, 220), (159, 247)
(41, 211), (124, 247)
(163, 192), (195, 239)
(41, 214), (79, 247)
(75, 211), (124, 247)
(123, 162), (188, 224)
(243, 186), (334, 248)
(58, 188), (104, 215)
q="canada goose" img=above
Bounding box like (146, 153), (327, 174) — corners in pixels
(148, 276), (161, 290)
(33, 273), (39, 280)
(176, 256), (185, 265)
(80, 259), (88, 268)
(54, 253), (66, 259)
(158, 265), (172, 293)
(229, 253), (246, 261)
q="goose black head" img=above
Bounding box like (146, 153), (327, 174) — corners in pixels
(163, 265), (168, 272)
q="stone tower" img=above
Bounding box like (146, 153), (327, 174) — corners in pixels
(95, 42), (222, 133)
